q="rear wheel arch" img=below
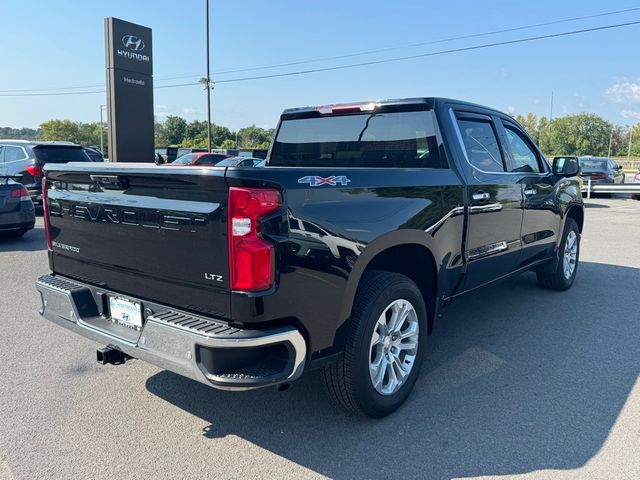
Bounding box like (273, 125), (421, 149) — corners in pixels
(338, 232), (440, 337)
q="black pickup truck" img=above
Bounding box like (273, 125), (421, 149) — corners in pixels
(36, 98), (583, 417)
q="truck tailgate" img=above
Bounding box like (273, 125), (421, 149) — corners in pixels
(45, 164), (231, 318)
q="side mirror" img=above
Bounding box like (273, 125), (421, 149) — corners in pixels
(553, 157), (580, 176)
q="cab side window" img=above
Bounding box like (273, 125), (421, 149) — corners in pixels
(503, 125), (541, 174)
(457, 119), (506, 172)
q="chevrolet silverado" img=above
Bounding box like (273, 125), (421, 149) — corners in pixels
(36, 98), (584, 417)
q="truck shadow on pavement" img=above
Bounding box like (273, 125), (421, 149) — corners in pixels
(146, 261), (639, 480)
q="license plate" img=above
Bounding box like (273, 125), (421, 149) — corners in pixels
(108, 296), (143, 328)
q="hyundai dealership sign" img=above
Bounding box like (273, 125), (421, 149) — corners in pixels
(105, 17), (154, 162)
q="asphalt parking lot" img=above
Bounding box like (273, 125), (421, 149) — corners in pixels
(0, 197), (638, 480)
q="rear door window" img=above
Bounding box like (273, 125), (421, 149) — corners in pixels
(456, 118), (505, 172)
(32, 146), (90, 164)
(270, 110), (444, 168)
(4, 146), (28, 162)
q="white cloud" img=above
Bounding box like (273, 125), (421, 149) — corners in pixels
(182, 107), (197, 114)
(506, 105), (516, 114)
(605, 81), (640, 104)
(621, 110), (640, 121)
(155, 104), (168, 110)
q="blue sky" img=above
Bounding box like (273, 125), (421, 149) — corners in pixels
(1, 0), (640, 130)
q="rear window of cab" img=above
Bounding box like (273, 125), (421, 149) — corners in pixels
(270, 111), (446, 169)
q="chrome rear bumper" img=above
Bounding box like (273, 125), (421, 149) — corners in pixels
(35, 274), (306, 391)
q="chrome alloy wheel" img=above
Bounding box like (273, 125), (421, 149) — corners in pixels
(369, 299), (419, 396)
(563, 230), (578, 279)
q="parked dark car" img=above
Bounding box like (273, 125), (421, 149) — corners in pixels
(215, 157), (264, 167)
(0, 176), (35, 237)
(0, 140), (92, 205)
(36, 97), (583, 417)
(169, 152), (233, 166)
(578, 156), (625, 184)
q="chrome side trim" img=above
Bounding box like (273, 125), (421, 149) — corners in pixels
(467, 240), (508, 260)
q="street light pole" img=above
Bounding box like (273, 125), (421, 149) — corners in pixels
(205, 0), (212, 152)
(628, 128), (633, 161)
(99, 104), (106, 155)
(608, 128), (614, 157)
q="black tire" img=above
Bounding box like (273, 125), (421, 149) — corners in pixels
(536, 218), (580, 291)
(322, 270), (427, 417)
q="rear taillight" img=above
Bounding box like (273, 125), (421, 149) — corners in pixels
(228, 187), (282, 292)
(25, 165), (43, 178)
(42, 177), (52, 250)
(590, 173), (606, 180)
(10, 186), (30, 201)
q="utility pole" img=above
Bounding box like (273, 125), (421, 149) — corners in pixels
(608, 128), (614, 157)
(99, 104), (107, 155)
(628, 128), (633, 161)
(205, 0), (212, 152)
(549, 91), (554, 121)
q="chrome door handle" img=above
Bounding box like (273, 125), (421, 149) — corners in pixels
(524, 188), (537, 196)
(471, 192), (490, 203)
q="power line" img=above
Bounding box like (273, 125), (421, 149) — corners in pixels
(0, 90), (103, 97)
(0, 5), (637, 94)
(0, 73), (202, 94)
(215, 19), (640, 84)
(213, 5), (640, 76)
(1, 19), (639, 96)
(0, 81), (200, 97)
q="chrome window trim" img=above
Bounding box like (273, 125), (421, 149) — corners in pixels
(449, 108), (551, 178)
(450, 108), (514, 176)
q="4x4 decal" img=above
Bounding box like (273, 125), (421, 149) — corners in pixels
(298, 175), (351, 187)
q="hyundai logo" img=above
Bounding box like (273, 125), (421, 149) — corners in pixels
(122, 35), (145, 51)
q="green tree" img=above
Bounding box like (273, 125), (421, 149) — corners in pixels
(184, 120), (208, 147)
(76, 122), (101, 147)
(40, 119), (81, 143)
(154, 122), (169, 147)
(513, 113), (541, 143)
(543, 113), (612, 156)
(219, 139), (237, 149)
(627, 123), (640, 157)
(608, 125), (629, 157)
(164, 115), (187, 145)
(0, 127), (39, 140)
(180, 121), (235, 148)
(213, 124), (234, 147)
(237, 125), (273, 148)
